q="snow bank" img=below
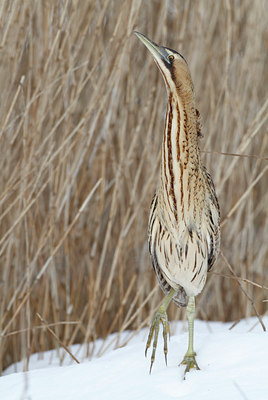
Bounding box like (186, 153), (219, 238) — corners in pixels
(1, 318), (267, 400)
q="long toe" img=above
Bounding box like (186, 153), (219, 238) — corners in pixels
(145, 309), (169, 373)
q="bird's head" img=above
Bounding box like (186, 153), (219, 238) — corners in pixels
(135, 32), (193, 96)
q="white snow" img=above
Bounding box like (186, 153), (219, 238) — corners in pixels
(1, 318), (268, 400)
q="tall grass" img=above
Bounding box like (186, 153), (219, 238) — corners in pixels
(0, 0), (267, 372)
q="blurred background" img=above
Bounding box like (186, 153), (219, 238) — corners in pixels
(0, 0), (267, 372)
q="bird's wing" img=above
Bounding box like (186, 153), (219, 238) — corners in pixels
(203, 166), (221, 271)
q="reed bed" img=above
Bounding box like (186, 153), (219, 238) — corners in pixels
(0, 0), (267, 372)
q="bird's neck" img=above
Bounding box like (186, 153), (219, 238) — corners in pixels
(159, 90), (202, 224)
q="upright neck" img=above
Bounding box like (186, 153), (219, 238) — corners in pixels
(159, 88), (202, 224)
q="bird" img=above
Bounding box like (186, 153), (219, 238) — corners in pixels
(135, 32), (220, 376)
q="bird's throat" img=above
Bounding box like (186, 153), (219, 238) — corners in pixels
(160, 93), (201, 224)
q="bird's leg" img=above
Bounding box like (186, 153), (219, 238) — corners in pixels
(145, 288), (175, 373)
(180, 296), (200, 376)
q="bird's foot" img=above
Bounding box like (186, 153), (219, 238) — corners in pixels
(180, 352), (200, 377)
(145, 308), (170, 373)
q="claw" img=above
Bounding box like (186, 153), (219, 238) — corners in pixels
(164, 352), (167, 366)
(145, 309), (169, 373)
(149, 360), (154, 374)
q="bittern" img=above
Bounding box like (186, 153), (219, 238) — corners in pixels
(135, 32), (220, 376)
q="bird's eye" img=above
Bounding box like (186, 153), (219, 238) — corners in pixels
(169, 55), (174, 62)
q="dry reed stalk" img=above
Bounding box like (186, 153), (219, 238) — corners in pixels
(0, 0), (267, 372)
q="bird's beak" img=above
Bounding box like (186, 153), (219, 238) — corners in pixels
(134, 31), (169, 65)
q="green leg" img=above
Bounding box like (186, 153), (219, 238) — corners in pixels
(145, 288), (175, 373)
(180, 296), (200, 376)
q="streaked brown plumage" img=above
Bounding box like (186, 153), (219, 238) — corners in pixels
(135, 32), (220, 376)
